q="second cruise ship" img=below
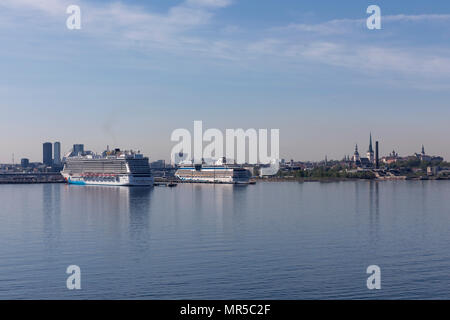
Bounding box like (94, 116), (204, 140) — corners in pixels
(175, 158), (251, 184)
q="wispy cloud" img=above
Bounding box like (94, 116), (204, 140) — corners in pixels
(186, 0), (233, 8)
(385, 14), (450, 22)
(1, 1), (450, 88)
(275, 14), (450, 35)
(0, 0), (230, 34)
(0, 0), (235, 58)
(244, 38), (450, 78)
(249, 14), (450, 82)
(0, 0), (68, 15)
(274, 19), (361, 35)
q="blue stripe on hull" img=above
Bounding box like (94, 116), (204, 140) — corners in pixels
(67, 180), (87, 185)
(67, 178), (153, 186)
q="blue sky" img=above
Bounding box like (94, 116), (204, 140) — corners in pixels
(1, 0), (450, 162)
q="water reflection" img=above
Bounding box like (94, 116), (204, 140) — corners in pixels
(368, 181), (380, 241)
(58, 185), (154, 236)
(42, 184), (61, 251)
(4, 181), (450, 299)
(128, 187), (153, 249)
(165, 184), (251, 234)
(219, 184), (250, 233)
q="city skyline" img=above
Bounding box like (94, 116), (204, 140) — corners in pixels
(1, 0), (450, 162)
(1, 135), (444, 165)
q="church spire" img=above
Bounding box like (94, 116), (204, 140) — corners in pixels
(353, 144), (360, 163)
(368, 132), (373, 153)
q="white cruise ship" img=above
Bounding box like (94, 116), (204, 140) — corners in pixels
(175, 158), (251, 184)
(61, 148), (154, 186)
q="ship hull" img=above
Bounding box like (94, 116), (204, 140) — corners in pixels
(178, 178), (249, 184)
(62, 173), (154, 187)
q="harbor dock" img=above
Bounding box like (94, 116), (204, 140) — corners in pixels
(0, 173), (65, 184)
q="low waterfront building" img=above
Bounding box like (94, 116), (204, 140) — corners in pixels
(382, 150), (400, 164)
(259, 159), (280, 177)
(414, 145), (443, 163)
(151, 160), (166, 169)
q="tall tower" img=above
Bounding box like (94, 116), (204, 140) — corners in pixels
(43, 142), (52, 166)
(421, 145), (425, 155)
(366, 133), (374, 163)
(352, 144), (360, 163)
(375, 141), (379, 169)
(53, 142), (61, 165)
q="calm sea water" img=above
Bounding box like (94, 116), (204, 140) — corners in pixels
(0, 181), (449, 299)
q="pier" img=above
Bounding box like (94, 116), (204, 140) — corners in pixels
(0, 173), (65, 184)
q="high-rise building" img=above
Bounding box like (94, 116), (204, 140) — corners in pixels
(21, 158), (29, 168)
(73, 144), (84, 156)
(53, 142), (61, 165)
(43, 142), (52, 166)
(151, 160), (166, 169)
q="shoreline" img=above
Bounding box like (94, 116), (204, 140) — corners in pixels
(0, 173), (65, 184)
(1, 175), (449, 185)
(257, 176), (450, 182)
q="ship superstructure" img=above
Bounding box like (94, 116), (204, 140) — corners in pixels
(61, 148), (153, 186)
(175, 158), (251, 184)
